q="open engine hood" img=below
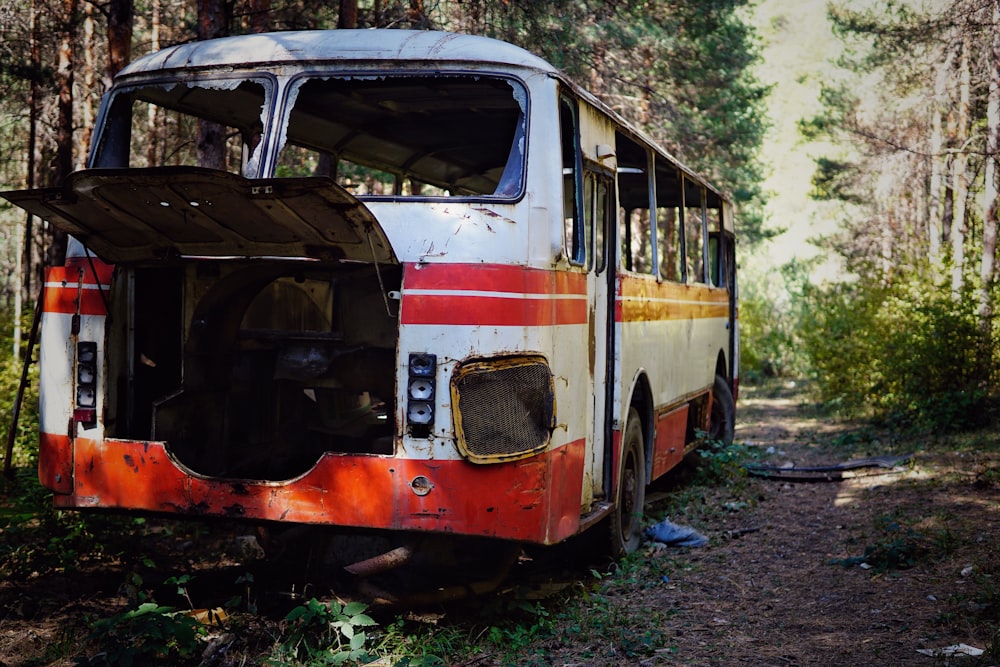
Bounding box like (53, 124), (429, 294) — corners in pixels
(0, 167), (397, 265)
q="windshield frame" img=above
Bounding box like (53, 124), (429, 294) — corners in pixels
(274, 68), (530, 203)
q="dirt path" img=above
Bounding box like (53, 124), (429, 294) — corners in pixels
(622, 385), (1000, 666)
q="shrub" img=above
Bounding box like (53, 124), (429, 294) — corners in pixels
(799, 273), (989, 430)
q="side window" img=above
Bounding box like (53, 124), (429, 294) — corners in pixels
(655, 162), (683, 282)
(685, 180), (707, 284)
(620, 208), (653, 273)
(561, 96), (585, 266)
(615, 132), (655, 275)
(707, 204), (724, 286)
(590, 171), (613, 274)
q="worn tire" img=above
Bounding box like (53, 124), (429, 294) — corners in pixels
(709, 374), (735, 444)
(607, 408), (646, 558)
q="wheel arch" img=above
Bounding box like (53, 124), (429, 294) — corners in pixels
(625, 369), (654, 486)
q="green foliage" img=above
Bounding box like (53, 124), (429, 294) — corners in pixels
(0, 307), (40, 468)
(832, 518), (924, 572)
(269, 597), (378, 665)
(738, 260), (811, 381)
(551, 565), (671, 662)
(799, 273), (989, 431)
(482, 600), (554, 654)
(694, 435), (759, 487)
(76, 602), (204, 667)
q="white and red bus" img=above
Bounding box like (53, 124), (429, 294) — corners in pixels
(4, 30), (737, 569)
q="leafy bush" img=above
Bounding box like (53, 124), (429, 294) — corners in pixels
(799, 273), (990, 430)
(268, 597), (377, 665)
(77, 602), (204, 666)
(738, 261), (811, 382)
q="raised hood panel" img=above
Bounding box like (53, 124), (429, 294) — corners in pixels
(1, 167), (397, 265)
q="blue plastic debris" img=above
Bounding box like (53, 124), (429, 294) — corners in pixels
(646, 518), (709, 547)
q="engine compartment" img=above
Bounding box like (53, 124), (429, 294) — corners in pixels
(106, 261), (402, 481)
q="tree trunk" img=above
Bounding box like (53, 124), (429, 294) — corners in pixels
(339, 0), (358, 29)
(107, 0), (133, 81)
(951, 33), (971, 296)
(248, 0), (271, 32)
(79, 1), (96, 168)
(146, 0), (160, 167)
(978, 0), (1000, 385)
(928, 45), (955, 267)
(48, 0), (78, 267)
(196, 0), (229, 169)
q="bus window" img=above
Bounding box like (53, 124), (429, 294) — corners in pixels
(620, 209), (653, 273)
(615, 131), (654, 274)
(277, 74), (527, 198)
(583, 172), (595, 269)
(707, 203), (724, 286)
(561, 96), (585, 265)
(591, 172), (613, 273)
(685, 180), (707, 284)
(655, 160), (683, 282)
(93, 79), (270, 173)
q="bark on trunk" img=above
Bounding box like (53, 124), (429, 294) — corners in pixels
(951, 34), (972, 296)
(978, 0), (1000, 383)
(48, 0), (78, 267)
(339, 0), (358, 29)
(146, 0), (160, 167)
(107, 0), (133, 80)
(928, 45), (955, 267)
(196, 0), (229, 169)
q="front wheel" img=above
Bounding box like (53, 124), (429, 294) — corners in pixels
(607, 408), (646, 558)
(709, 374), (735, 444)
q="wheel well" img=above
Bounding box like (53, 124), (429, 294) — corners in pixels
(629, 372), (654, 483)
(715, 351), (728, 381)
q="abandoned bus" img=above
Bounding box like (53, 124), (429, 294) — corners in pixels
(3, 30), (737, 571)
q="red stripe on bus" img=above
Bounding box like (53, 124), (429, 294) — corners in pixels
(404, 262), (587, 295)
(48, 434), (587, 545)
(401, 263), (589, 326)
(402, 294), (588, 326)
(44, 263), (113, 316)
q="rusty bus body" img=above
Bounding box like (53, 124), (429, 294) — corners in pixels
(3, 30), (738, 566)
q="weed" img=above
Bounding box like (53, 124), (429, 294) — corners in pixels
(831, 518), (924, 572)
(75, 602), (204, 666)
(694, 435), (760, 487)
(268, 597), (377, 665)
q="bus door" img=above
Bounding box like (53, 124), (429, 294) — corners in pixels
(584, 168), (617, 502)
(561, 96), (617, 505)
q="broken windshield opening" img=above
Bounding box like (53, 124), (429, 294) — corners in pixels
(92, 78), (271, 176)
(277, 74), (527, 198)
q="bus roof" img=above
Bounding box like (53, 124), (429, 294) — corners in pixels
(115, 29), (731, 208)
(118, 29), (558, 78)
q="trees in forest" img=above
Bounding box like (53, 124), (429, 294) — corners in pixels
(0, 0), (769, 310)
(797, 0), (1000, 428)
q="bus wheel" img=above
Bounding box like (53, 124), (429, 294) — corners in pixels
(709, 374), (735, 444)
(608, 408), (646, 558)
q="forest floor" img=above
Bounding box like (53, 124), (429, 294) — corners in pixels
(2, 382), (1000, 666)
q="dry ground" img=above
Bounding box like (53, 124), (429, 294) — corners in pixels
(2, 384), (1000, 665)
(581, 385), (1000, 667)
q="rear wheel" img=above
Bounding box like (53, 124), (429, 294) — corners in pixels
(607, 408), (646, 558)
(709, 374), (735, 444)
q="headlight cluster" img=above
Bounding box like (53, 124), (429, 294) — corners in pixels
(406, 353), (436, 434)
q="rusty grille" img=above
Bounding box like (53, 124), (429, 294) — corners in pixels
(453, 358), (554, 463)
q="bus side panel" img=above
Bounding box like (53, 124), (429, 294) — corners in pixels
(651, 404), (687, 480)
(39, 261), (113, 493)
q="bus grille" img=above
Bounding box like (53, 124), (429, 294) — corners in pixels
(452, 357), (554, 463)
